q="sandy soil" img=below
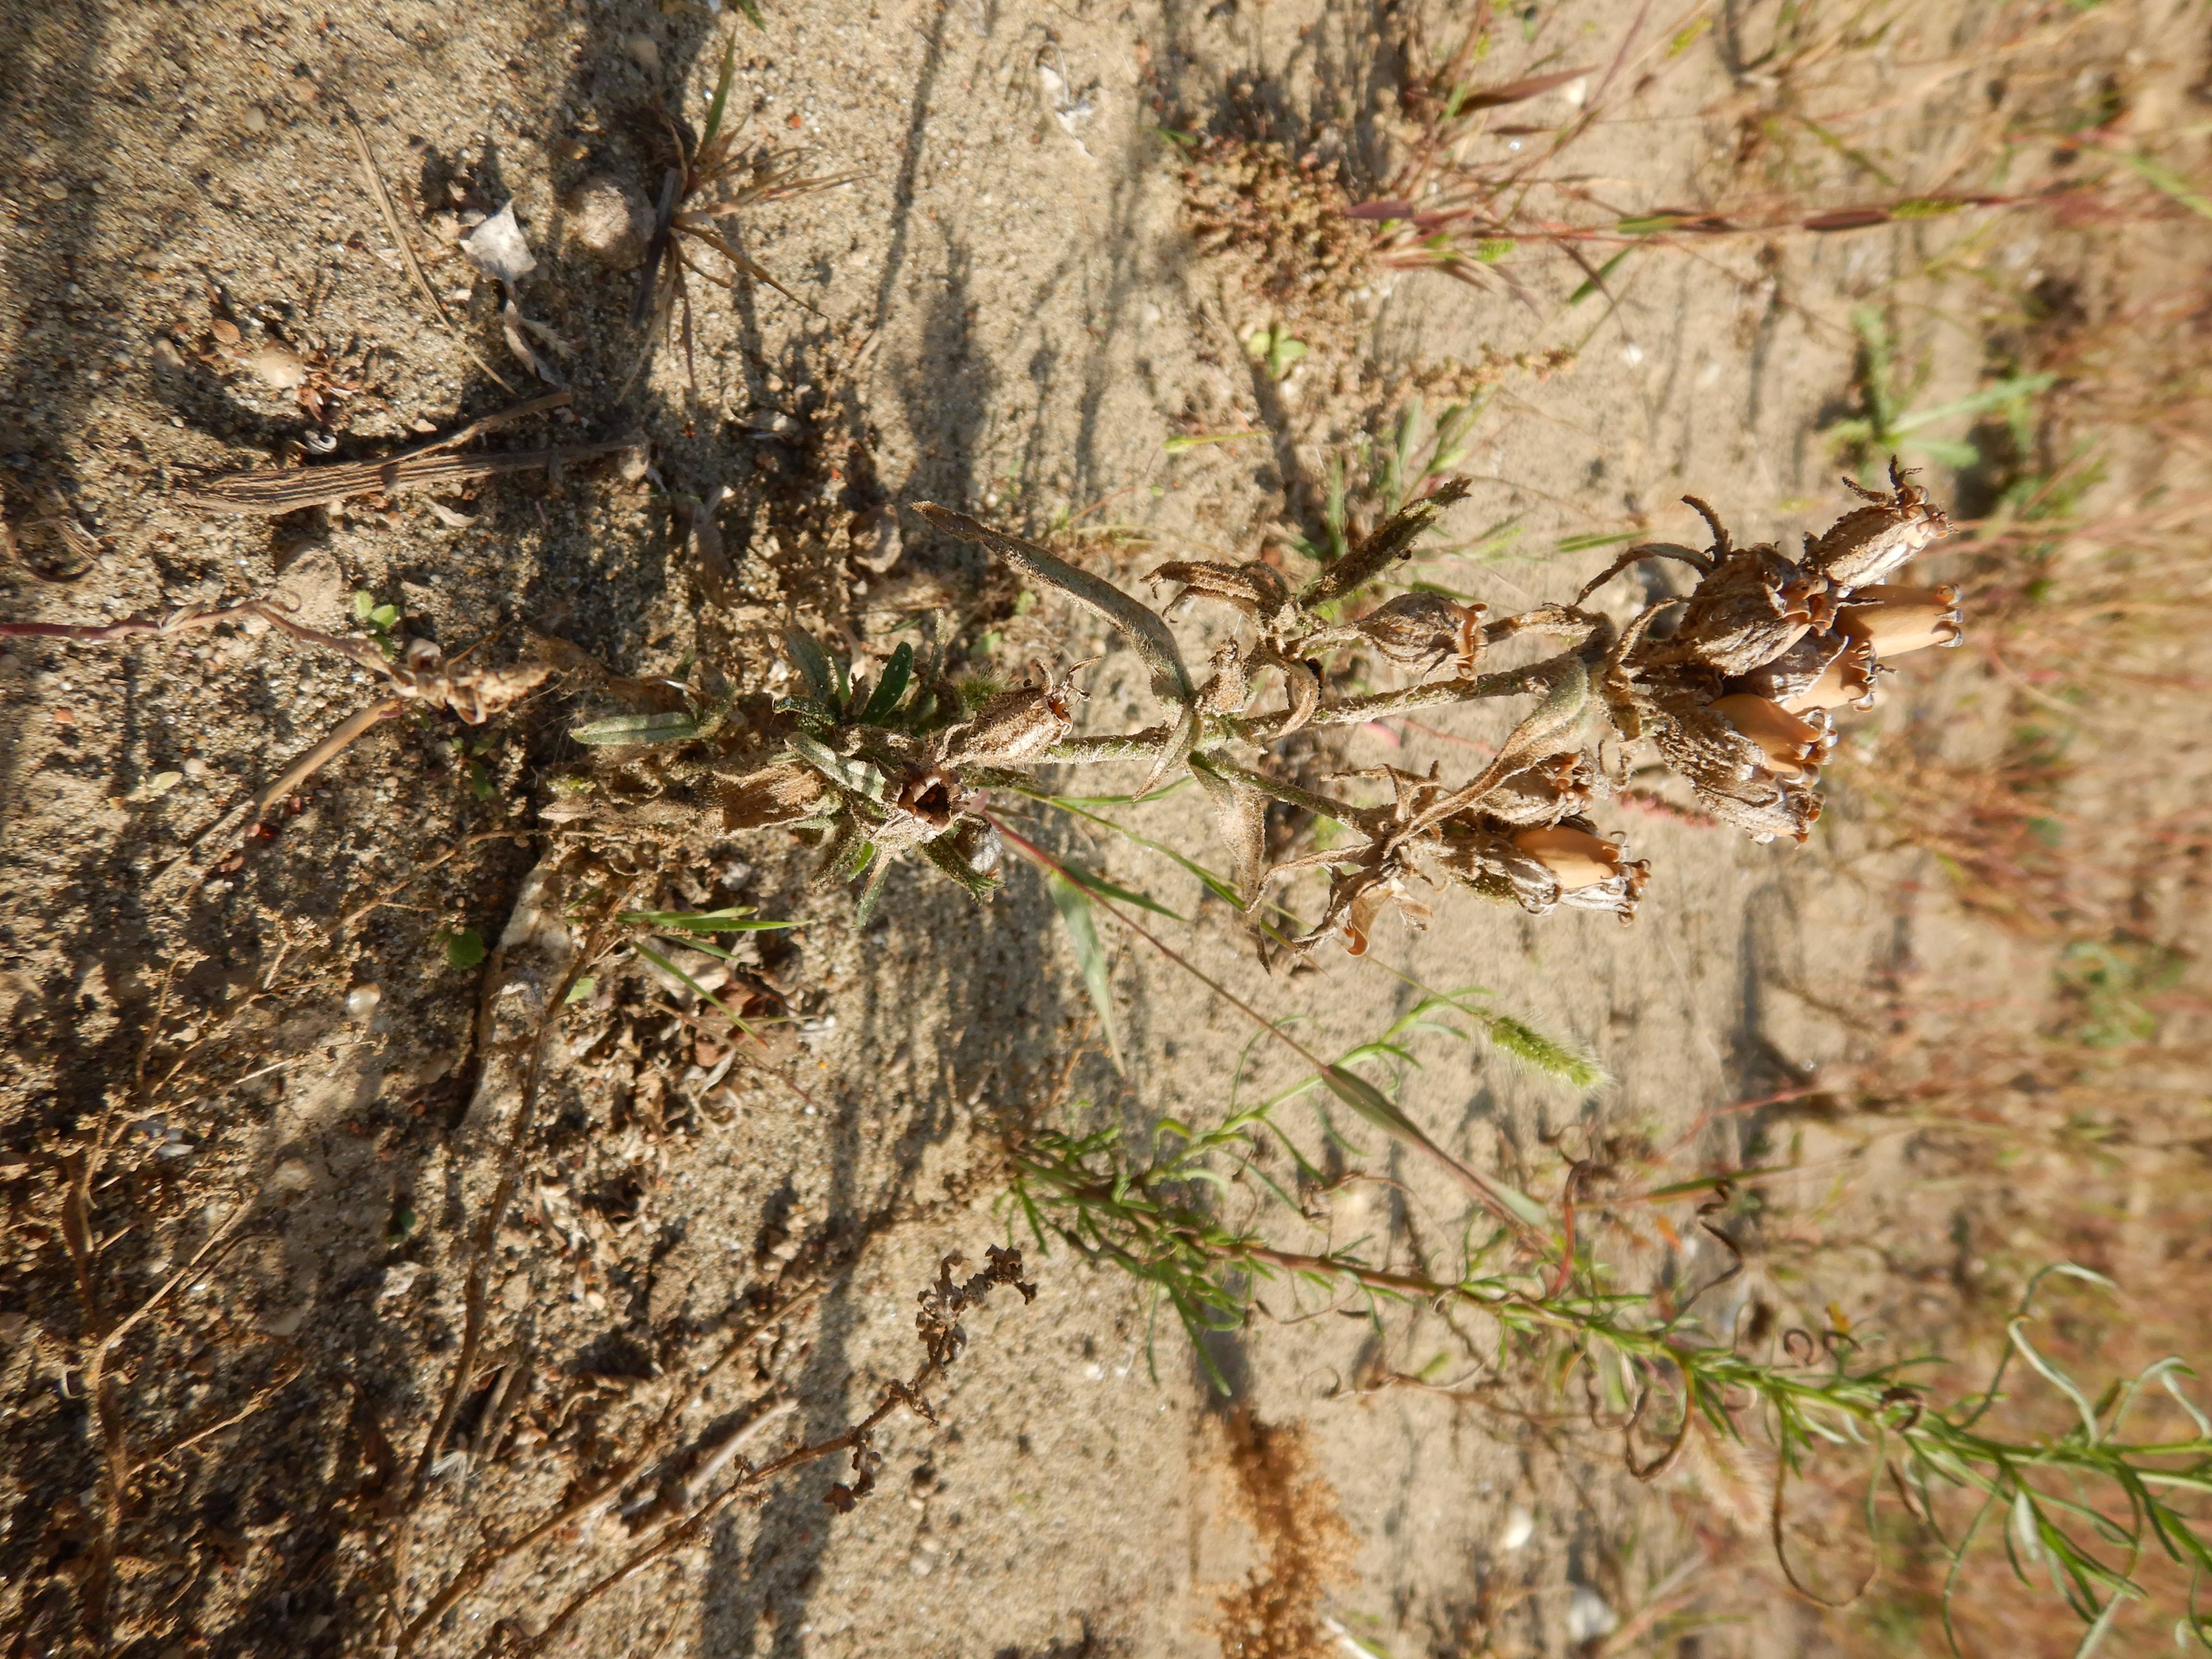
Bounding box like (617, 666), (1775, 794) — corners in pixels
(2, 1), (2206, 1657)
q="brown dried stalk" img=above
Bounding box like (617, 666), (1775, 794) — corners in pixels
(0, 594), (550, 828)
(179, 434), (639, 515)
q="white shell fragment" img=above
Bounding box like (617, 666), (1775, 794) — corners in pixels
(459, 201), (539, 285)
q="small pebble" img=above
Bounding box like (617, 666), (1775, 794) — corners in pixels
(151, 337), (185, 372)
(565, 175), (653, 267)
(210, 318), (241, 347)
(242, 105), (269, 135)
(246, 343), (309, 389)
(181, 756), (209, 778)
(346, 984), (383, 1020)
(267, 1158), (313, 1195)
(39, 179), (67, 202)
(625, 32), (661, 72)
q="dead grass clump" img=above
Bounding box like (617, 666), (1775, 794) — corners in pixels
(1214, 1411), (1354, 1659)
(1178, 137), (1368, 328)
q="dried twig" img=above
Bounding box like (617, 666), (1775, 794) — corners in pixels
(178, 436), (641, 515)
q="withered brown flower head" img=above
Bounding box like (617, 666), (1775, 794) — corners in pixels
(1709, 694), (1834, 780)
(1146, 558), (1294, 624)
(940, 661), (1086, 768)
(1658, 543), (1829, 675)
(1801, 459), (1951, 590)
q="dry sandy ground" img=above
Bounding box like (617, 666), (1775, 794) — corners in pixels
(1, 1), (2206, 1657)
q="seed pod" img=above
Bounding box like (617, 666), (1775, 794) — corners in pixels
(1512, 825), (1623, 890)
(1145, 558), (1292, 621)
(1730, 630), (1875, 713)
(1710, 694), (1832, 779)
(1836, 584), (1962, 658)
(1350, 591), (1487, 675)
(1802, 462), (1951, 590)
(1653, 544), (1828, 675)
(941, 668), (1080, 767)
(1650, 693), (1825, 843)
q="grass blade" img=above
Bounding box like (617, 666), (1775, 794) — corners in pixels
(1048, 871), (1125, 1072)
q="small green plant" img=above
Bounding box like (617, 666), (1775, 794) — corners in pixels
(1009, 1029), (2212, 1647)
(353, 588), (401, 658)
(1825, 307), (2056, 478)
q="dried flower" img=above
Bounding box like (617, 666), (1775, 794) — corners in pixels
(1835, 584), (1962, 657)
(1729, 630), (1876, 714)
(1801, 460), (1950, 590)
(940, 663), (1083, 767)
(1352, 592), (1486, 675)
(1710, 694), (1832, 780)
(1657, 544), (1829, 675)
(1145, 558), (1292, 622)
(1511, 825), (1624, 890)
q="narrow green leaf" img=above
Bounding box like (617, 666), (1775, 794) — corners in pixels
(1056, 858), (1184, 921)
(786, 629), (836, 702)
(568, 711), (702, 746)
(634, 941), (757, 1038)
(617, 907), (797, 934)
(858, 642), (914, 725)
(1567, 245), (1635, 306)
(787, 733), (886, 801)
(700, 38), (738, 148)
(1048, 871), (1124, 1073)
(1320, 1066), (1550, 1229)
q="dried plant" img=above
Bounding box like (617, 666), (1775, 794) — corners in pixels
(552, 462), (1958, 978)
(628, 40), (849, 387)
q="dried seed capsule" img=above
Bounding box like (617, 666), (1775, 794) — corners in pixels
(1801, 463), (1951, 590)
(1729, 630), (1876, 713)
(1144, 558), (1291, 621)
(1835, 584), (1962, 657)
(1642, 543), (1828, 675)
(1710, 693), (1832, 779)
(1511, 825), (1623, 891)
(941, 664), (1082, 767)
(1352, 592), (1486, 675)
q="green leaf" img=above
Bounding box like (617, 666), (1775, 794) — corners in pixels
(634, 941), (757, 1038)
(568, 711), (702, 746)
(732, 0), (766, 27)
(563, 975), (597, 1005)
(2120, 150), (2212, 220)
(787, 733), (887, 801)
(1048, 871), (1124, 1073)
(1056, 858), (1184, 921)
(443, 928), (486, 970)
(857, 642), (914, 725)
(1567, 245), (1635, 306)
(617, 907), (797, 934)
(1322, 1066), (1550, 1229)
(700, 39), (738, 146)
(786, 629), (837, 703)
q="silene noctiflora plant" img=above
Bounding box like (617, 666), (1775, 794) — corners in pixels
(546, 458), (1958, 953)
